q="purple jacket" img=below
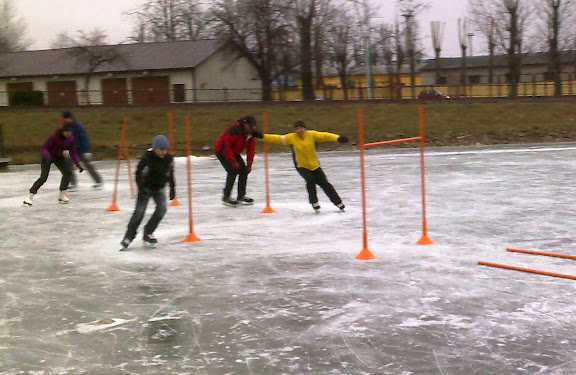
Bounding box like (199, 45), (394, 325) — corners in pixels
(41, 134), (81, 167)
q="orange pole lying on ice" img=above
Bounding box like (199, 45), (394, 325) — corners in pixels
(261, 111), (275, 214)
(107, 116), (128, 211)
(182, 114), (200, 243)
(416, 104), (433, 245)
(355, 108), (376, 260)
(507, 248), (576, 260)
(167, 112), (181, 206)
(478, 261), (576, 281)
(364, 136), (422, 147)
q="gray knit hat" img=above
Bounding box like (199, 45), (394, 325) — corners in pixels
(152, 135), (170, 149)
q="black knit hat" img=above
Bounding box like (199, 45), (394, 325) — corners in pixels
(62, 111), (73, 119)
(242, 115), (257, 127)
(61, 123), (73, 132)
(294, 120), (306, 128)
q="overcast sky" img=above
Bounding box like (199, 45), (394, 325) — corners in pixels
(15, 0), (470, 58)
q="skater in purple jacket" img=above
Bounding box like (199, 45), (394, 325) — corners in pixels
(23, 123), (83, 206)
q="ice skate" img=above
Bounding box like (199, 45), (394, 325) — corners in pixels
(312, 202), (321, 213)
(119, 238), (131, 251)
(92, 182), (103, 190)
(336, 203), (346, 212)
(58, 190), (70, 204)
(222, 197), (239, 207)
(143, 234), (158, 248)
(23, 193), (34, 206)
(237, 196), (254, 205)
(67, 184), (78, 192)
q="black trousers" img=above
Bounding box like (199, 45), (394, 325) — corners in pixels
(216, 153), (249, 200)
(65, 153), (102, 186)
(30, 157), (71, 194)
(297, 167), (342, 206)
(124, 188), (167, 242)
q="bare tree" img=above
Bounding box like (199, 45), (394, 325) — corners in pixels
(374, 23), (396, 99)
(458, 18), (469, 90)
(398, 0), (429, 99)
(534, 0), (576, 95)
(127, 0), (210, 42)
(51, 29), (128, 105)
(0, 0), (31, 53)
(469, 2), (498, 84)
(469, 0), (532, 97)
(325, 4), (361, 99)
(430, 21), (445, 85)
(211, 0), (287, 101)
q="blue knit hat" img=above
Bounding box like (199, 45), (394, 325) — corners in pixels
(152, 135), (170, 149)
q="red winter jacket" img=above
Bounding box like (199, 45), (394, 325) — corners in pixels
(214, 121), (255, 167)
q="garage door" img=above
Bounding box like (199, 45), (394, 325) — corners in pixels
(102, 78), (128, 105)
(47, 81), (78, 106)
(131, 76), (170, 105)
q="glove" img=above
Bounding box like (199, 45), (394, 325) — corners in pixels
(78, 166), (84, 173)
(338, 135), (349, 143)
(246, 165), (252, 174)
(251, 130), (263, 139)
(231, 161), (240, 170)
(169, 187), (176, 200)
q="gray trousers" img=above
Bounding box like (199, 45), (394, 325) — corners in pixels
(66, 153), (102, 186)
(123, 188), (167, 242)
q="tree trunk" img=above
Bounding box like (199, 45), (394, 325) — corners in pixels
(300, 17), (315, 101)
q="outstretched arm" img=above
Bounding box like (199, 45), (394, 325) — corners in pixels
(261, 133), (294, 146)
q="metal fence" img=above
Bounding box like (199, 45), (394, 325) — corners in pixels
(2, 80), (576, 107)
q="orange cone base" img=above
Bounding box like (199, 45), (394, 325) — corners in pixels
(183, 232), (201, 242)
(356, 248), (376, 260)
(169, 198), (181, 206)
(261, 205), (275, 213)
(416, 235), (434, 245)
(107, 204), (120, 211)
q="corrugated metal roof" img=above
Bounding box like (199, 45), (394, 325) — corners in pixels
(420, 51), (576, 71)
(0, 39), (224, 78)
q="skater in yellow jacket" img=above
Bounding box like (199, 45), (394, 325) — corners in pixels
(252, 120), (348, 213)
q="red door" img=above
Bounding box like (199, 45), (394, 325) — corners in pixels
(131, 76), (170, 105)
(47, 81), (78, 106)
(102, 78), (128, 105)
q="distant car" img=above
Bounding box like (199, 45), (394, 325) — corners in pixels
(418, 90), (451, 100)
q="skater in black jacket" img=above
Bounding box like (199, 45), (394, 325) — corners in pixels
(120, 135), (175, 250)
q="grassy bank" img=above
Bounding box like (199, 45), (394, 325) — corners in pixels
(2, 100), (576, 164)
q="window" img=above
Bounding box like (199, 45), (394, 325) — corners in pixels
(544, 72), (556, 81)
(469, 75), (481, 84)
(436, 76), (447, 85)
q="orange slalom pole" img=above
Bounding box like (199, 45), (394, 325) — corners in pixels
(121, 137), (135, 199)
(507, 248), (576, 260)
(478, 261), (576, 281)
(166, 112), (181, 206)
(356, 108), (376, 260)
(182, 113), (201, 242)
(107, 117), (127, 211)
(261, 111), (275, 214)
(364, 136), (422, 148)
(416, 104), (433, 245)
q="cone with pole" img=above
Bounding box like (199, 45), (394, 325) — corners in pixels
(182, 114), (200, 242)
(167, 112), (181, 206)
(261, 111), (275, 213)
(107, 116), (128, 211)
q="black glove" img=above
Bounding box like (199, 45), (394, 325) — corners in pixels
(169, 187), (176, 200)
(78, 166), (84, 173)
(338, 135), (349, 143)
(251, 130), (263, 139)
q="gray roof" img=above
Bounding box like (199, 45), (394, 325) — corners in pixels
(420, 51), (576, 71)
(0, 39), (224, 78)
(324, 63), (425, 76)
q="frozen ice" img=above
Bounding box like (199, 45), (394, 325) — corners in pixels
(2, 143), (576, 374)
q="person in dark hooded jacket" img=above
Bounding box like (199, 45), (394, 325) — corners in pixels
(120, 135), (175, 251)
(23, 123), (83, 206)
(214, 115), (258, 206)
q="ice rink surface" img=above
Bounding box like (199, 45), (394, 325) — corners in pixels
(2, 143), (576, 375)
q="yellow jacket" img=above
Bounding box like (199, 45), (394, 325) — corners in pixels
(262, 130), (339, 171)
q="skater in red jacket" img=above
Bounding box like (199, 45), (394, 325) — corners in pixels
(214, 115), (257, 206)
